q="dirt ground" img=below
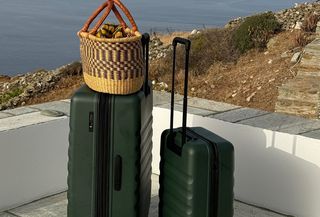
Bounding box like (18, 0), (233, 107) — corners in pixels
(23, 31), (299, 112)
(153, 31), (190, 45)
(0, 76), (10, 83)
(151, 31), (299, 112)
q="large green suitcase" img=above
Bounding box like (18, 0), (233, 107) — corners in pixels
(159, 38), (234, 217)
(68, 34), (152, 217)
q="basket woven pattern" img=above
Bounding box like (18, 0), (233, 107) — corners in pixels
(80, 36), (144, 93)
(79, 0), (145, 94)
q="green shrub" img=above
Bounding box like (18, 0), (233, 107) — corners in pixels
(151, 28), (240, 77)
(233, 12), (281, 53)
(0, 88), (23, 104)
(166, 28), (240, 76)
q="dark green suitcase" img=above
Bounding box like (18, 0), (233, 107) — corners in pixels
(68, 34), (152, 217)
(159, 38), (234, 217)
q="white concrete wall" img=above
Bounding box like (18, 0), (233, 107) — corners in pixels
(0, 107), (319, 217)
(0, 115), (69, 212)
(152, 107), (320, 217)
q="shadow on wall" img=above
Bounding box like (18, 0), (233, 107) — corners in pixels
(0, 118), (69, 212)
(190, 114), (320, 217)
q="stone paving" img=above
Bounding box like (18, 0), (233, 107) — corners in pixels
(0, 175), (288, 217)
(1, 90), (320, 138)
(134, 91), (320, 139)
(276, 38), (320, 118)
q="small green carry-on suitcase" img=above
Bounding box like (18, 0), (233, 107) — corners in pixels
(159, 38), (235, 217)
(68, 34), (152, 217)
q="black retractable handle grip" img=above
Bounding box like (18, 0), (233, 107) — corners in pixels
(172, 37), (191, 50)
(141, 33), (150, 96)
(170, 37), (191, 146)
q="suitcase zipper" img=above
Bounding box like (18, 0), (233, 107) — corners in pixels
(186, 128), (219, 217)
(96, 93), (111, 217)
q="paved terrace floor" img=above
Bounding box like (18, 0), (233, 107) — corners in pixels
(0, 175), (288, 217)
(1, 90), (318, 216)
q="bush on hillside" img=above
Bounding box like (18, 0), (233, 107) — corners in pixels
(302, 13), (320, 32)
(152, 28), (240, 77)
(187, 28), (240, 75)
(151, 28), (240, 77)
(0, 88), (23, 104)
(233, 12), (281, 53)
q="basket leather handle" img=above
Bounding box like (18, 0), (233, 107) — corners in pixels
(81, 1), (109, 33)
(80, 0), (138, 35)
(114, 0), (138, 32)
(112, 4), (127, 30)
(89, 1), (114, 34)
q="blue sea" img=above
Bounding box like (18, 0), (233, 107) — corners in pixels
(0, 0), (309, 75)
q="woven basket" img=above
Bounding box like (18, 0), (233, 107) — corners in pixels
(78, 0), (144, 94)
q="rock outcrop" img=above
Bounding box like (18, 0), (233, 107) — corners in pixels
(0, 62), (82, 110)
(226, 2), (320, 30)
(149, 36), (172, 60)
(275, 2), (320, 30)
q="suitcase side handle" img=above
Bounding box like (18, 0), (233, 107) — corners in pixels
(141, 33), (150, 96)
(114, 155), (122, 191)
(170, 37), (191, 146)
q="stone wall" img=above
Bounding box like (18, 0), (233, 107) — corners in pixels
(276, 38), (320, 119)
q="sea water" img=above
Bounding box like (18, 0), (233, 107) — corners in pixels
(0, 0), (308, 75)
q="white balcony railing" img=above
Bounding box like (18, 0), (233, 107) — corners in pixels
(0, 99), (320, 217)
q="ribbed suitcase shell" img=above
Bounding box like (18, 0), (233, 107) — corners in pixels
(158, 36), (234, 217)
(159, 127), (234, 217)
(68, 84), (152, 217)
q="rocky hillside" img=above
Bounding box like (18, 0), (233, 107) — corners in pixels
(0, 63), (82, 110)
(226, 1), (320, 30)
(275, 1), (320, 30)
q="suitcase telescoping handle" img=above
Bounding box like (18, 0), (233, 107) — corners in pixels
(170, 37), (191, 146)
(141, 33), (150, 96)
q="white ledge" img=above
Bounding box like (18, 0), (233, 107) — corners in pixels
(0, 112), (67, 132)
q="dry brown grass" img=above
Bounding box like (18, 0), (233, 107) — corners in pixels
(294, 30), (312, 47)
(156, 32), (190, 46)
(302, 13), (320, 32)
(0, 75), (10, 83)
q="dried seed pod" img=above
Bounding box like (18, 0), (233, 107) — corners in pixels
(101, 29), (107, 35)
(102, 24), (109, 30)
(96, 30), (102, 38)
(114, 31), (123, 38)
(108, 25), (115, 33)
(105, 31), (113, 38)
(94, 22), (130, 38)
